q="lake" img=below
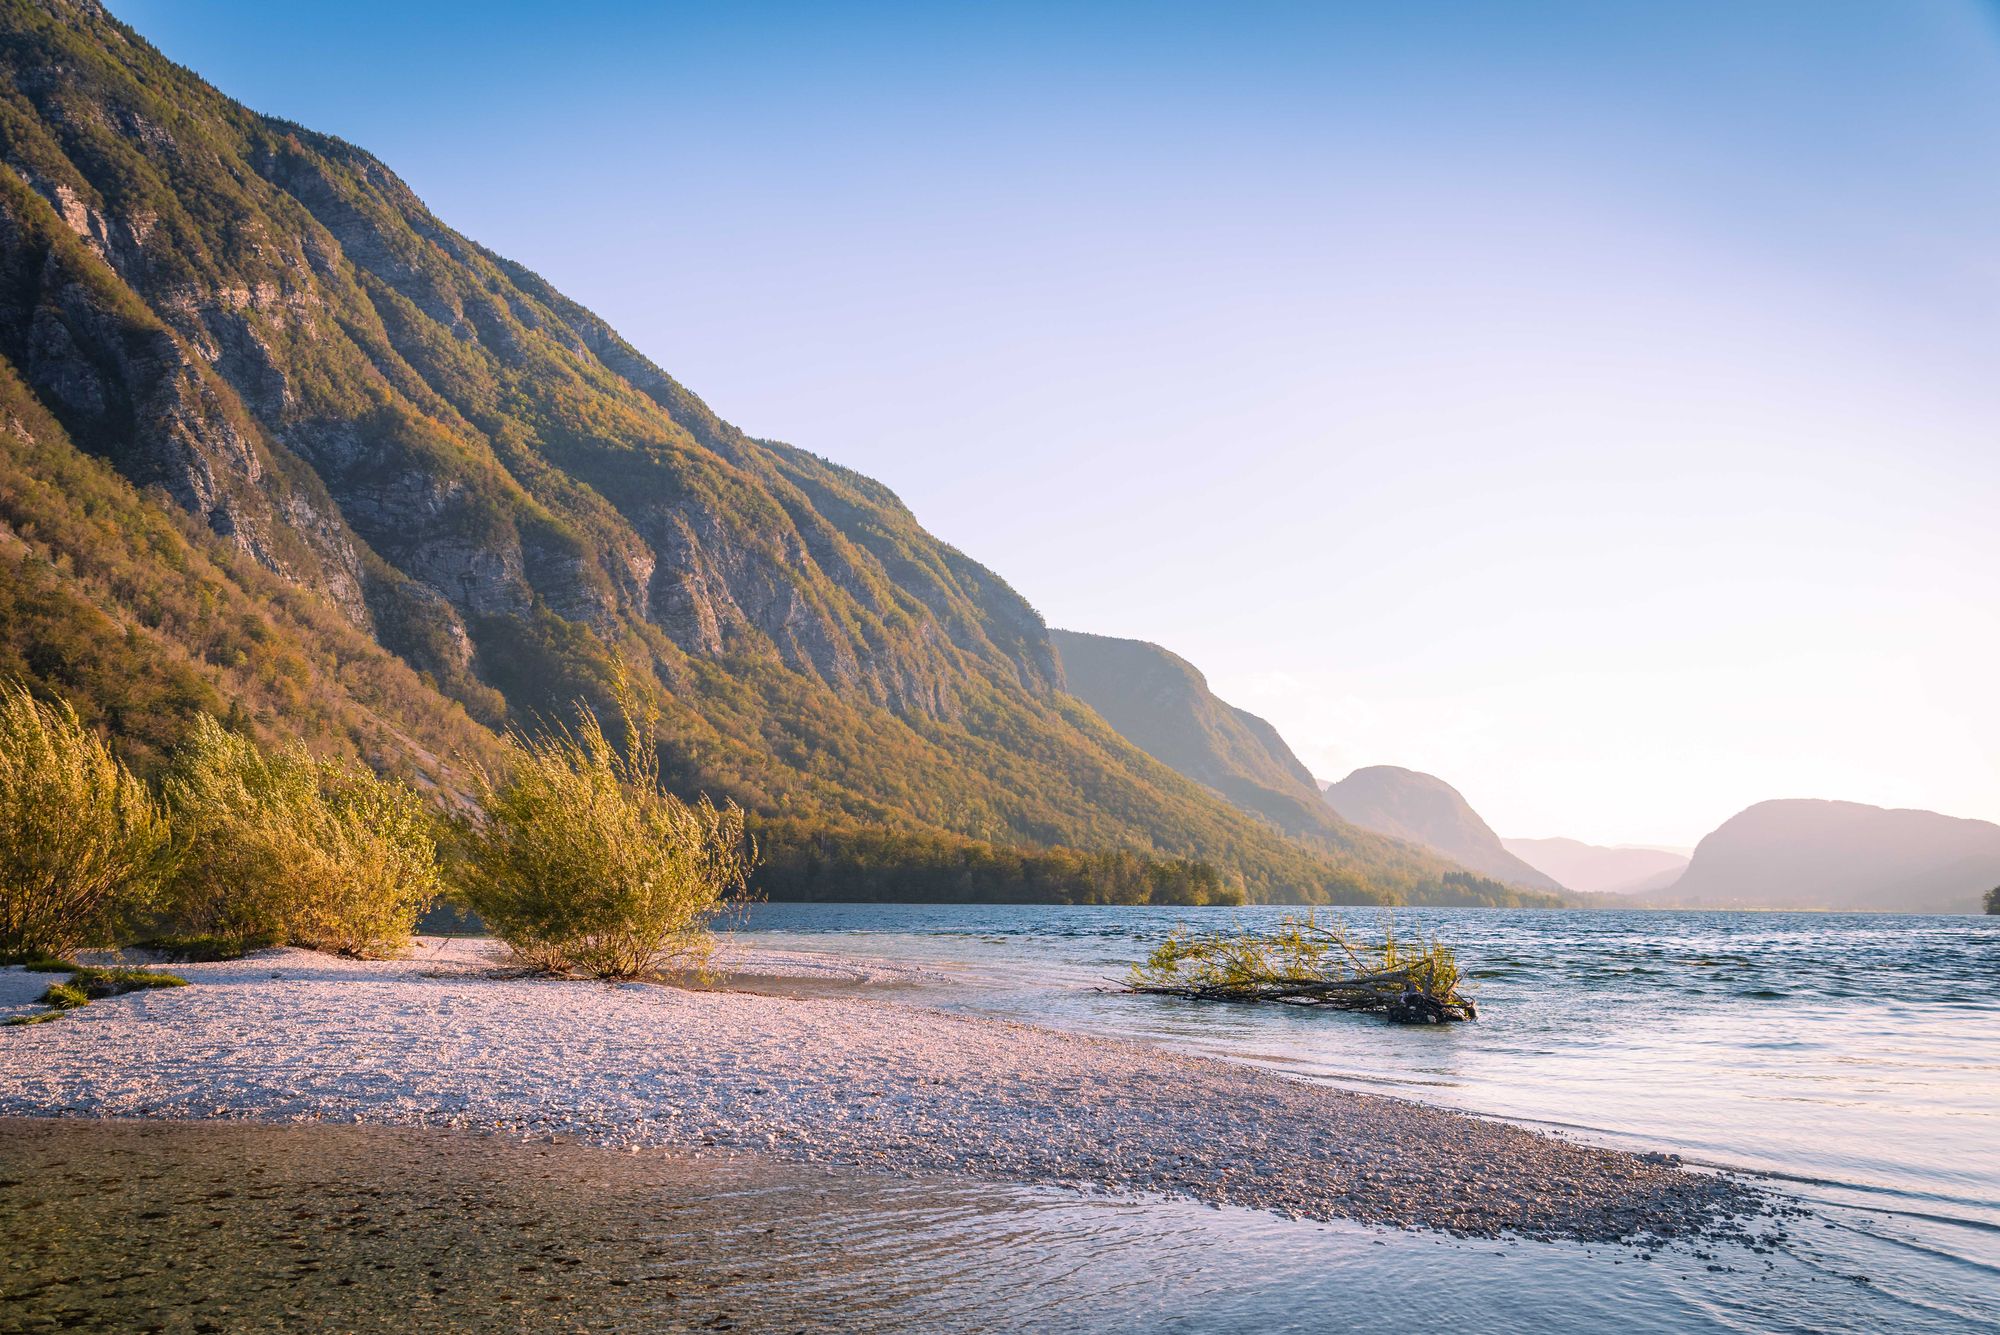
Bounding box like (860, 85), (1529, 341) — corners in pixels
(732, 903), (2000, 1332)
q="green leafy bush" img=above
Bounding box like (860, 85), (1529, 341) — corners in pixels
(0, 682), (169, 961)
(159, 716), (442, 957)
(459, 697), (753, 979)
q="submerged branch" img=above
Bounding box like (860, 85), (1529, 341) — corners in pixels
(1122, 913), (1477, 1023)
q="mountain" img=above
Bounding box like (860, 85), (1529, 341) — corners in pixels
(1660, 800), (2000, 914)
(0, 0), (1540, 906)
(1502, 837), (1689, 897)
(1047, 630), (1558, 902)
(1322, 767), (1565, 892)
(1048, 630), (1330, 838)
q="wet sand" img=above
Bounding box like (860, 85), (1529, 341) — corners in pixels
(0, 1117), (981, 1333)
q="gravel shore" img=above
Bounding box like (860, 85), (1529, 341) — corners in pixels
(0, 939), (1754, 1242)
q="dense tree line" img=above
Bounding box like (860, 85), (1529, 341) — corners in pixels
(751, 819), (1245, 906)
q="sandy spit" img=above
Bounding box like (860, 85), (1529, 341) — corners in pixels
(0, 939), (1754, 1242)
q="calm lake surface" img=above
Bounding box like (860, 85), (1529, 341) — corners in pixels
(733, 903), (2000, 1332)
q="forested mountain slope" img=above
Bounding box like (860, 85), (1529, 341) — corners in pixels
(0, 0), (1539, 905)
(1049, 630), (1324, 825)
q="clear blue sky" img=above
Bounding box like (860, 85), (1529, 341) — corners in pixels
(114, 1), (2000, 847)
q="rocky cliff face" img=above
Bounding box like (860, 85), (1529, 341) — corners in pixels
(0, 2), (1048, 713)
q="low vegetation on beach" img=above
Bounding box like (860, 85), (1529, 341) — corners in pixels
(1126, 912), (1477, 1023)
(459, 693), (753, 979)
(4, 963), (187, 1026)
(0, 679), (751, 979)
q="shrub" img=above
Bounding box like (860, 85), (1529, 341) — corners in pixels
(0, 682), (169, 961)
(159, 715), (442, 957)
(459, 696), (753, 979)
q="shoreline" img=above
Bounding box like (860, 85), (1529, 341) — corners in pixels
(0, 938), (1763, 1244)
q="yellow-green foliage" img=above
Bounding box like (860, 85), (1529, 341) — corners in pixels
(1131, 911), (1465, 1002)
(460, 696), (754, 979)
(0, 682), (168, 961)
(160, 715), (441, 957)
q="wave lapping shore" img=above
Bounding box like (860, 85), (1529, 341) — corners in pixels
(0, 940), (1753, 1242)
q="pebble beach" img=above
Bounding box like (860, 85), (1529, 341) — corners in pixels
(0, 938), (1755, 1244)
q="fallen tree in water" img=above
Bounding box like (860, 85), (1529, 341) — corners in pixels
(1124, 913), (1477, 1023)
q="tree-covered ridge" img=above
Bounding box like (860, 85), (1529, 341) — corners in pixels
(0, 0), (1552, 906)
(1051, 629), (1342, 840)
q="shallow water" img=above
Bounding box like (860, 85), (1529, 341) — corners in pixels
(733, 904), (2000, 1331)
(0, 1118), (1950, 1333)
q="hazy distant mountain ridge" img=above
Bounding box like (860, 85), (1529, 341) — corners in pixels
(1661, 800), (2000, 914)
(1503, 837), (1688, 896)
(1047, 632), (1564, 903)
(1323, 766), (1565, 892)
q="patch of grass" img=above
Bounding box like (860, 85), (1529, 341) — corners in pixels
(3, 1010), (66, 1027)
(38, 980), (89, 1009)
(63, 966), (188, 1000)
(7, 966), (188, 1027)
(12, 956), (79, 973)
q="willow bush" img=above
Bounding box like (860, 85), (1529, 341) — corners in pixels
(0, 683), (169, 961)
(460, 696), (753, 979)
(159, 715), (442, 956)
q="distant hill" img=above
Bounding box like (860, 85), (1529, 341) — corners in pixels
(1664, 800), (2000, 914)
(1322, 767), (1565, 892)
(1503, 837), (1688, 897)
(1049, 630), (1328, 838)
(1049, 632), (1564, 905)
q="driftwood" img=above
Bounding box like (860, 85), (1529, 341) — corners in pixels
(1122, 914), (1477, 1023)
